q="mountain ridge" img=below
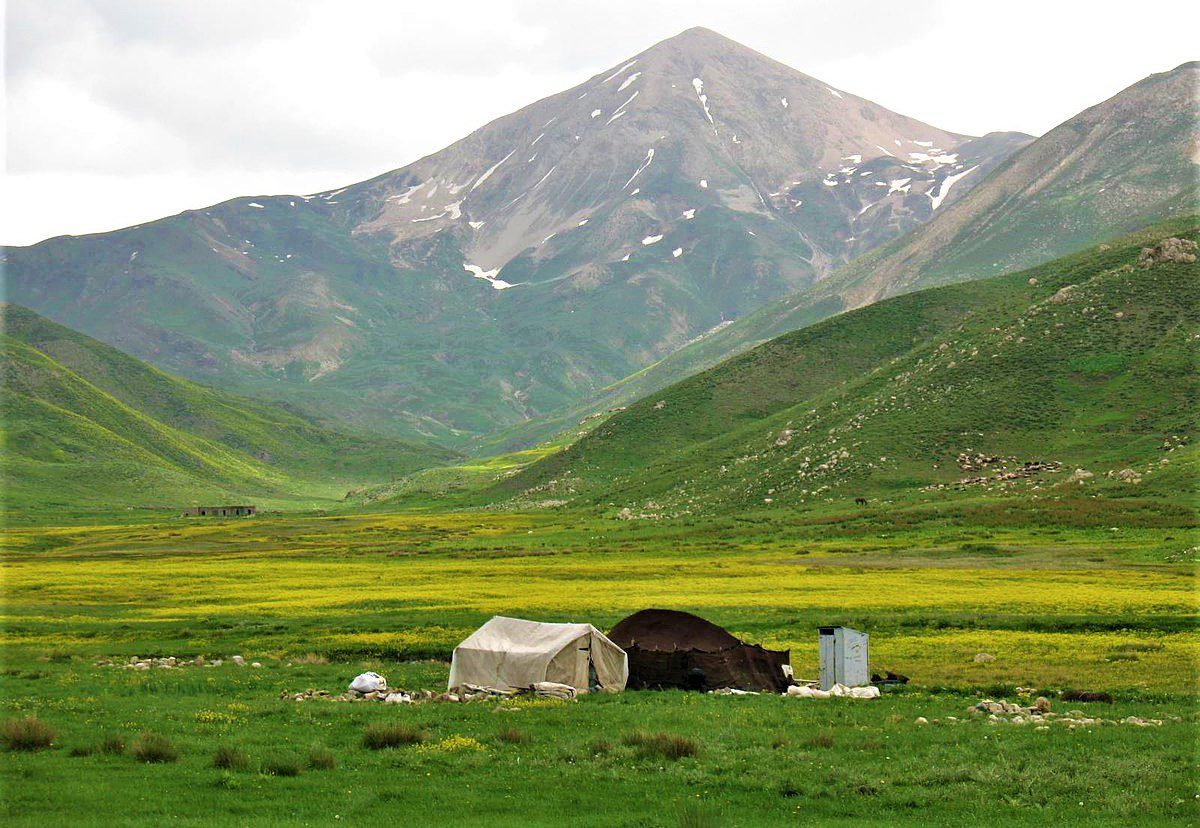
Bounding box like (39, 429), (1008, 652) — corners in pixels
(0, 303), (457, 514)
(2, 28), (1028, 444)
(470, 59), (1197, 452)
(496, 217), (1199, 514)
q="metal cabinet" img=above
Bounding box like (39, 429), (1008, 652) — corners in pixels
(818, 626), (869, 690)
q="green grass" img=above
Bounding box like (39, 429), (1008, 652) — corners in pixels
(1, 659), (1194, 826)
(1, 304), (457, 518)
(502, 219), (1199, 515)
(2, 490), (1197, 825)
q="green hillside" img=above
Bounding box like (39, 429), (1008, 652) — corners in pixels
(1, 305), (456, 515)
(501, 219), (1199, 514)
(478, 62), (1198, 454)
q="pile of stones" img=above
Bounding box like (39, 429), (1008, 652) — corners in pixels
(968, 697), (1164, 728)
(97, 654), (262, 670)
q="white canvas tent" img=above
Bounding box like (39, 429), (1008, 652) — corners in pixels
(448, 616), (628, 692)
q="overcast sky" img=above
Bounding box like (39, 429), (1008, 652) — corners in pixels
(4, 0), (1196, 246)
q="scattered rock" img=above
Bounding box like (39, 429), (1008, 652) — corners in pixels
(1108, 468), (1142, 484)
(915, 717), (929, 724)
(973, 653), (996, 663)
(1049, 285), (1079, 304)
(1137, 237), (1197, 268)
(1028, 277), (1039, 286)
(230, 655), (246, 667)
(1065, 468), (1094, 484)
(653, 400), (666, 410)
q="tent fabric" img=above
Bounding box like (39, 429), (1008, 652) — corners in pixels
(608, 609), (792, 693)
(448, 616), (628, 692)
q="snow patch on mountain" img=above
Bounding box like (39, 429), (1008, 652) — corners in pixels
(463, 262), (516, 290)
(692, 78), (714, 124)
(601, 59), (637, 84)
(606, 90), (639, 125)
(464, 263), (499, 280)
(471, 150), (516, 191)
(909, 151), (959, 164)
(624, 149), (655, 189)
(618, 72), (641, 91)
(928, 165), (979, 210)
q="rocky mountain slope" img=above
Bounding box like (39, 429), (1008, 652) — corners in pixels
(499, 219), (1198, 514)
(2, 28), (1026, 445)
(481, 61), (1198, 451)
(1, 304), (455, 513)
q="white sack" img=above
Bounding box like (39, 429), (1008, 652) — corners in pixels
(786, 683), (879, 699)
(349, 671), (387, 693)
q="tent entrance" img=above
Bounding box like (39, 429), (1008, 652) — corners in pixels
(546, 635), (590, 688)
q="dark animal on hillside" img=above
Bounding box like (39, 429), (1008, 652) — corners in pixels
(854, 497), (868, 507)
(1061, 690), (1114, 704)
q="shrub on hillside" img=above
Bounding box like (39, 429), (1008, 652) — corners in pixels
(212, 744), (249, 770)
(306, 744), (336, 770)
(496, 726), (530, 744)
(1, 715), (56, 751)
(804, 730), (835, 749)
(100, 733), (126, 755)
(131, 732), (178, 763)
(363, 722), (426, 749)
(622, 730), (699, 760)
(262, 755), (303, 777)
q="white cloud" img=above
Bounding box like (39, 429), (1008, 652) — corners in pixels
(4, 0), (1196, 245)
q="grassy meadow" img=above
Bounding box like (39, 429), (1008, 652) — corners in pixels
(2, 499), (1197, 825)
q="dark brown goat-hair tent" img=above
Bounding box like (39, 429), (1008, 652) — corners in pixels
(608, 609), (791, 692)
